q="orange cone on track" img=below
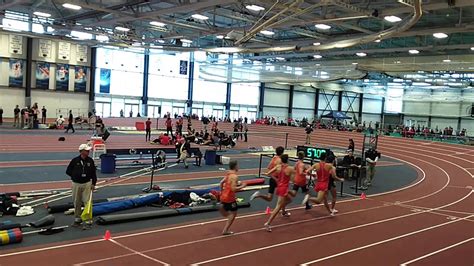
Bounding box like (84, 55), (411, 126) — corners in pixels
(361, 193), (367, 200)
(265, 206), (271, 215)
(104, 230), (111, 240)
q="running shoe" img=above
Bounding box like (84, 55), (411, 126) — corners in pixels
(302, 194), (310, 205)
(281, 211), (291, 217)
(330, 211), (336, 217)
(222, 231), (234, 236)
(71, 221), (81, 228)
(331, 209), (339, 213)
(82, 223), (92, 230)
(249, 191), (260, 201)
(264, 223), (272, 232)
(305, 204), (312, 210)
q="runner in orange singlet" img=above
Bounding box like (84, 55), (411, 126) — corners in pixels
(250, 146), (290, 216)
(292, 151), (312, 210)
(219, 160), (246, 235)
(263, 154), (296, 232)
(302, 153), (344, 216)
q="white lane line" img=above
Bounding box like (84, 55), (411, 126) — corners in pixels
(0, 152), (428, 259)
(189, 190), (473, 266)
(73, 203), (393, 265)
(400, 237), (474, 265)
(74, 239), (170, 266)
(300, 215), (474, 265)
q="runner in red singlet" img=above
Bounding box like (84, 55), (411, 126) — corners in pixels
(292, 151), (312, 210)
(219, 160), (246, 235)
(250, 146), (290, 216)
(263, 154), (296, 232)
(302, 153), (344, 216)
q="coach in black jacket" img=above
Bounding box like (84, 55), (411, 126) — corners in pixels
(66, 144), (97, 229)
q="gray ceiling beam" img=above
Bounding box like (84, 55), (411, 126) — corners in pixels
(90, 0), (239, 27)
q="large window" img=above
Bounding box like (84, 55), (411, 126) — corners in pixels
(193, 79), (227, 103)
(231, 83), (259, 105)
(148, 51), (189, 100)
(385, 87), (404, 113)
(95, 47), (144, 97)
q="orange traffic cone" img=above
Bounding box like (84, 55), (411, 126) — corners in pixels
(265, 206), (271, 215)
(104, 230), (111, 240)
(361, 193), (367, 200)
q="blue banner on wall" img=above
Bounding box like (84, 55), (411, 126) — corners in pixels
(179, 60), (188, 75)
(99, 68), (111, 93)
(74, 66), (87, 92)
(35, 62), (50, 89)
(8, 59), (24, 87)
(56, 64), (69, 91)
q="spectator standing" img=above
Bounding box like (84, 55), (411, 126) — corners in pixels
(65, 110), (75, 133)
(13, 105), (20, 127)
(244, 122), (248, 142)
(41, 106), (47, 124)
(145, 118), (152, 142)
(305, 125), (313, 145)
(0, 107), (3, 125)
(165, 117), (173, 135)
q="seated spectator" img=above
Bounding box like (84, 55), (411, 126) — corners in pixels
(56, 115), (65, 127)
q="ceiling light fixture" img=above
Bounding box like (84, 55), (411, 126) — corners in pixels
(374, 39), (381, 43)
(471, 47), (474, 51)
(216, 35), (224, 39)
(96, 35), (109, 42)
(150, 21), (166, 27)
(313, 55), (322, 59)
(433, 32), (448, 39)
(276, 57), (285, 61)
(315, 24), (331, 30)
(180, 39), (193, 43)
(157, 40), (165, 43)
(352, 62), (358, 65)
(62, 3), (82, 10)
(356, 52), (367, 57)
(409, 49), (419, 54)
(33, 11), (51, 18)
(246, 4), (265, 12)
(115, 26), (130, 32)
(443, 59), (451, 63)
(313, 42), (321, 46)
(384, 15), (402, 22)
(191, 14), (209, 20)
(260, 30), (274, 35)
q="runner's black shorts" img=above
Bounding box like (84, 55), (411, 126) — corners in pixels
(268, 177), (277, 194)
(329, 177), (336, 189)
(222, 201), (238, 212)
(292, 184), (309, 193)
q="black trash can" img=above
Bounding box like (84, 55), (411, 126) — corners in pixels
(205, 150), (216, 165)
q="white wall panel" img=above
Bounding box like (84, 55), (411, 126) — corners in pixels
(362, 98), (382, 114)
(264, 89), (289, 107)
(341, 95), (359, 113)
(460, 118), (473, 136)
(404, 116), (429, 127)
(318, 93), (338, 111)
(362, 113), (381, 123)
(0, 87), (24, 117)
(263, 106), (288, 121)
(403, 101), (430, 115)
(31, 90), (89, 117)
(431, 102), (461, 117)
(292, 108), (314, 120)
(293, 91), (315, 109)
(430, 117), (458, 130)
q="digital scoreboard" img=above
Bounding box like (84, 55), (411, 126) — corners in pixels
(296, 146), (331, 160)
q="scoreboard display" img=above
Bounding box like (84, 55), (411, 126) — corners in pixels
(296, 146), (331, 160)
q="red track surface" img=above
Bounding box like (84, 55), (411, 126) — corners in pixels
(0, 125), (473, 265)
